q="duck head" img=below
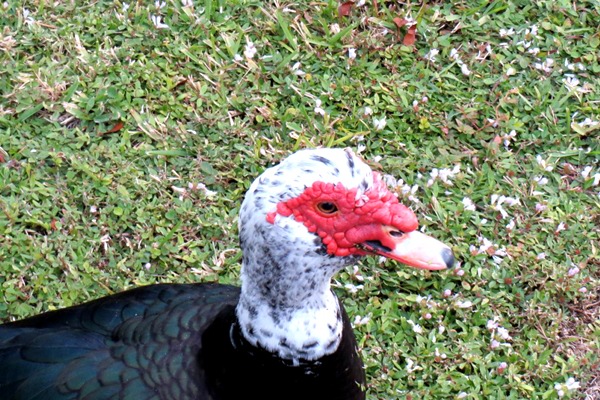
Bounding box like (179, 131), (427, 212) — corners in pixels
(236, 148), (454, 361)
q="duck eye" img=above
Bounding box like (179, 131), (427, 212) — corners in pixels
(316, 202), (338, 215)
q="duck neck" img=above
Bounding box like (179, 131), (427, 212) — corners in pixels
(236, 223), (348, 362)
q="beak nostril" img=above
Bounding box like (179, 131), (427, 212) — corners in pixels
(389, 230), (404, 238)
(441, 248), (455, 269)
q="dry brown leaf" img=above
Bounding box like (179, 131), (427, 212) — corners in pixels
(101, 121), (125, 135)
(339, 1), (353, 17)
(403, 24), (417, 46)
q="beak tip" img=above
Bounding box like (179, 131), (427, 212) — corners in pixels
(442, 248), (455, 269)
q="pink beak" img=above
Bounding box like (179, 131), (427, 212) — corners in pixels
(362, 228), (454, 271)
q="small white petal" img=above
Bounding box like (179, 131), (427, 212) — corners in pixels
(460, 63), (471, 76)
(348, 48), (357, 60)
(373, 116), (387, 131)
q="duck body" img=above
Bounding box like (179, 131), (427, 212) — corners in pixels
(1, 283), (364, 400)
(1, 148), (453, 399)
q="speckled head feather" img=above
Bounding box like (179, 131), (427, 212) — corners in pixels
(236, 148), (418, 362)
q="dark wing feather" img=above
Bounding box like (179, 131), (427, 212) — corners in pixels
(0, 283), (240, 400)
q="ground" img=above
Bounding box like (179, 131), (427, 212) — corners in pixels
(0, 1), (598, 399)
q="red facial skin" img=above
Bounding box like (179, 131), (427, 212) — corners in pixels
(266, 172), (418, 257)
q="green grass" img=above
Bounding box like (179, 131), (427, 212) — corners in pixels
(1, 0), (598, 398)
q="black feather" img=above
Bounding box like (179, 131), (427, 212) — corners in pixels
(0, 284), (238, 400)
(0, 284), (365, 400)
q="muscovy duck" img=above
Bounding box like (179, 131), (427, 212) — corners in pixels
(0, 148), (454, 400)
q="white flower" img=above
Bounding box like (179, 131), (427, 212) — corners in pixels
(150, 15), (169, 29)
(363, 106), (373, 116)
(496, 326), (512, 340)
(425, 48), (439, 62)
(506, 66), (516, 76)
(502, 129), (517, 148)
(456, 300), (473, 308)
(405, 358), (421, 372)
(581, 118), (599, 127)
(443, 289), (452, 298)
(155, 0), (166, 8)
(407, 320), (423, 334)
(348, 48), (357, 60)
(435, 348), (447, 359)
(490, 194), (508, 207)
(490, 195), (514, 218)
(233, 54), (243, 62)
(536, 252), (546, 260)
(593, 174), (600, 186)
(565, 377), (580, 390)
(356, 0), (366, 6)
(144, 262), (151, 270)
(534, 176), (548, 185)
(23, 7), (36, 24)
(352, 265), (364, 281)
(490, 339), (500, 349)
(188, 182), (216, 197)
(244, 40), (257, 59)
(428, 165), (461, 186)
(486, 319), (499, 330)
(460, 63), (471, 76)
(567, 266), (580, 277)
(314, 99), (326, 116)
(504, 196), (520, 206)
(528, 47), (540, 56)
(330, 23), (341, 34)
(579, 287), (587, 293)
(450, 48), (460, 60)
(563, 76), (580, 90)
(534, 58), (554, 73)
(344, 283), (364, 293)
(123, 3), (130, 11)
(499, 27), (515, 37)
(182, 0), (193, 6)
(291, 62), (305, 76)
(373, 116), (387, 131)
(555, 377), (581, 397)
(506, 219), (515, 230)
(581, 166), (593, 179)
(536, 155), (554, 171)
(517, 40), (532, 49)
(527, 24), (539, 36)
(457, 392), (468, 399)
(353, 315), (370, 326)
(462, 197), (476, 211)
(555, 222), (566, 233)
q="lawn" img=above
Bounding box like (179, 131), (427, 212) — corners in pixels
(0, 0), (598, 398)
